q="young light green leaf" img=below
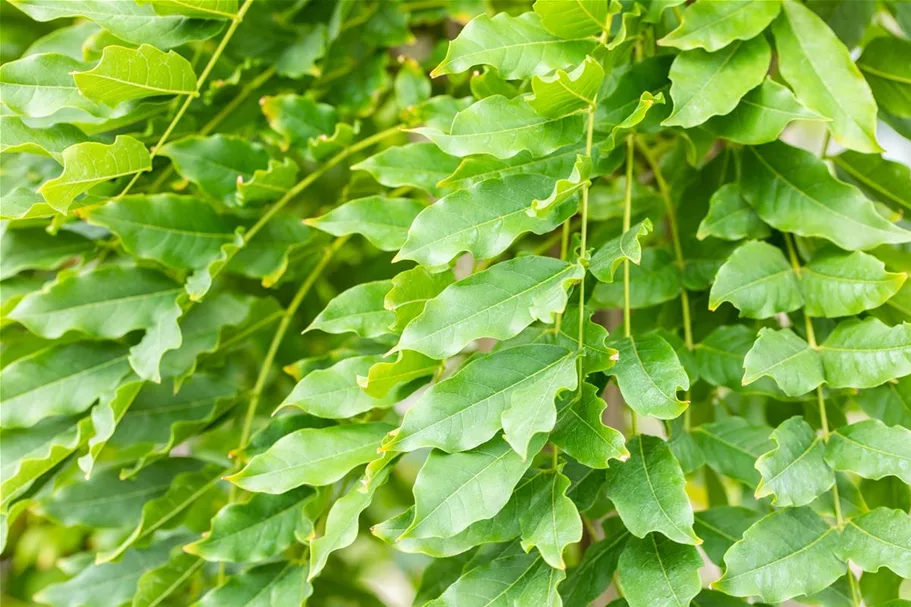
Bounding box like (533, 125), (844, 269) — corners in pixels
(73, 44), (197, 107)
(826, 419), (911, 485)
(803, 249), (907, 318)
(694, 506), (764, 566)
(697, 183), (770, 241)
(551, 382), (628, 469)
(755, 416), (834, 507)
(533, 0), (616, 38)
(617, 533), (702, 607)
(439, 144), (583, 190)
(397, 256), (585, 359)
(528, 56), (604, 118)
(664, 36), (771, 129)
(517, 469), (582, 569)
(38, 136), (151, 213)
(227, 423), (394, 494)
(386, 344), (577, 454)
(358, 350), (440, 398)
(590, 219), (653, 283)
(401, 435), (544, 539)
(185, 486), (313, 563)
(604, 435), (700, 545)
(0, 53), (100, 118)
(78, 379), (144, 477)
(819, 318), (911, 389)
(741, 143), (911, 250)
(307, 280), (394, 339)
(527, 154), (590, 216)
(772, 1), (881, 152)
(693, 417), (773, 487)
(659, 0), (782, 52)
(606, 333), (690, 419)
(305, 196), (423, 252)
(708, 240), (802, 318)
(714, 507), (845, 602)
(856, 36), (911, 120)
(351, 142), (459, 197)
(838, 507), (911, 578)
(431, 12), (596, 79)
(0, 116), (89, 161)
(412, 95), (584, 160)
(743, 328), (824, 397)
(260, 94), (346, 155)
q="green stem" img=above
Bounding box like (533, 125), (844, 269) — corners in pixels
(577, 105), (596, 351)
(117, 0), (255, 200)
(623, 134), (635, 339)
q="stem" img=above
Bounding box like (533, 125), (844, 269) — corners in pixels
(116, 0), (255, 200)
(577, 105), (596, 351)
(554, 221), (571, 334)
(551, 445), (559, 471)
(623, 134), (635, 339)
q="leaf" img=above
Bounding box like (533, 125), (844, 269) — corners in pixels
(697, 183), (770, 241)
(617, 533), (702, 607)
(856, 36), (911, 119)
(604, 434), (700, 544)
(439, 144), (583, 190)
(606, 333), (690, 419)
(702, 78), (826, 145)
(431, 12), (596, 79)
(358, 350), (440, 398)
(663, 36), (771, 129)
(714, 507), (845, 602)
(260, 94), (345, 155)
(9, 266), (183, 382)
(832, 150), (911, 213)
(0, 227), (92, 281)
(305, 196), (423, 252)
(227, 423), (394, 494)
(39, 136), (152, 213)
(772, 1), (881, 152)
(401, 435), (544, 539)
(709, 240), (802, 318)
(398, 175), (575, 266)
(236, 158), (298, 206)
(192, 562), (311, 607)
(693, 417), (773, 487)
(826, 419), (911, 485)
(351, 142), (460, 196)
(185, 486), (313, 563)
(743, 328), (824, 397)
(0, 53), (101, 118)
(533, 0), (615, 38)
(73, 43), (197, 107)
(396, 256), (584, 359)
(755, 416), (834, 507)
(694, 506), (764, 566)
(590, 219), (653, 282)
(97, 464), (224, 563)
(412, 95), (584, 160)
(0, 341), (130, 429)
(278, 355), (399, 419)
(838, 507), (911, 578)
(518, 469), (582, 569)
(804, 249), (906, 317)
(659, 0), (782, 52)
(592, 248), (681, 309)
(560, 518), (630, 607)
(384, 265), (455, 332)
(0, 116), (89, 161)
(854, 376), (911, 430)
(307, 280), (394, 339)
(819, 317), (911, 389)
(740, 143), (911, 251)
(528, 56), (604, 118)
(137, 0), (239, 20)
(551, 382), (628, 468)
(79, 379), (143, 477)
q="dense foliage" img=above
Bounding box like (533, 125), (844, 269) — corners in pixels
(2, 0), (911, 606)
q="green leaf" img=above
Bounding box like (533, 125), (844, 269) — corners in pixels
(617, 533), (702, 607)
(97, 464), (224, 563)
(39, 136), (152, 213)
(351, 142), (459, 197)
(185, 486), (313, 563)
(838, 507), (911, 578)
(854, 376), (911, 430)
(439, 144), (583, 190)
(412, 95), (584, 160)
(819, 317), (911, 389)
(132, 550), (204, 607)
(73, 44), (197, 107)
(0, 115), (89, 161)
(384, 265), (455, 332)
(714, 507), (845, 602)
(741, 143), (911, 251)
(826, 419), (911, 484)
(260, 94), (345, 155)
(857, 36), (911, 119)
(551, 382), (628, 468)
(832, 150), (911, 213)
(305, 196), (423, 252)
(0, 227), (92, 281)
(592, 248), (681, 309)
(694, 506), (764, 566)
(693, 417), (773, 487)
(533, 0), (615, 38)
(743, 328), (823, 397)
(386, 344), (577, 454)
(192, 562), (311, 607)
(401, 435), (544, 539)
(663, 36), (771, 129)
(560, 518), (630, 607)
(431, 12), (596, 79)
(590, 219), (653, 283)
(137, 0), (239, 20)
(397, 175), (576, 266)
(358, 350), (441, 398)
(78, 379), (143, 477)
(528, 56), (604, 118)
(235, 158), (298, 206)
(0, 53), (100, 118)
(606, 333), (690, 419)
(803, 249), (907, 318)
(755, 416), (834, 507)
(708, 240), (802, 318)
(659, 0), (781, 52)
(227, 422), (394, 494)
(604, 434), (700, 544)
(518, 468), (582, 569)
(278, 355), (399, 419)
(396, 256), (584, 359)
(772, 1), (881, 152)
(697, 183), (770, 241)
(0, 341), (130, 429)
(307, 280), (394, 339)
